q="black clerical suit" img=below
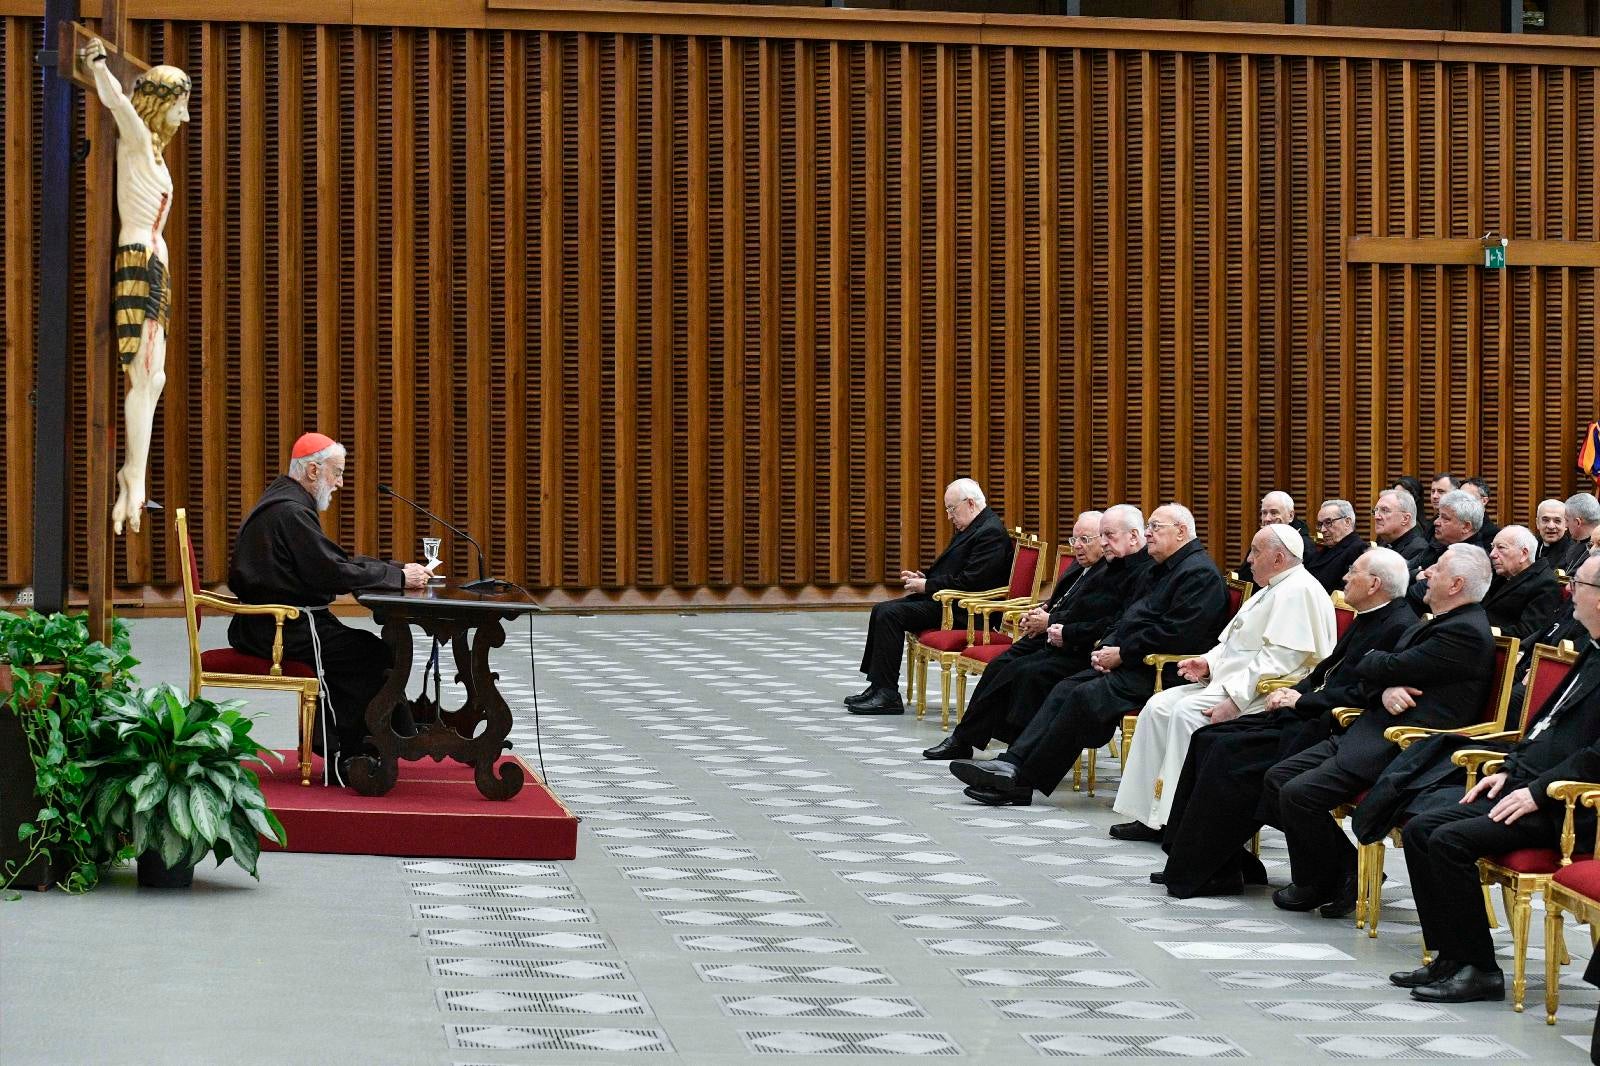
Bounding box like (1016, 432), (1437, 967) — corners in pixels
(1158, 597), (1417, 897)
(1263, 602), (1495, 897)
(1384, 526), (1433, 574)
(1404, 538), (1463, 614)
(228, 475), (403, 761)
(1306, 534), (1368, 593)
(858, 506), (1011, 689)
(1546, 533), (1592, 577)
(1508, 600), (1587, 712)
(992, 539), (1229, 795)
(1481, 555), (1562, 642)
(1402, 638), (1600, 972)
(953, 550), (1153, 749)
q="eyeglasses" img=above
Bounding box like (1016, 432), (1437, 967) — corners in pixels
(1316, 517), (1350, 528)
(1066, 535), (1094, 546)
(1145, 521), (1174, 533)
(1573, 578), (1600, 592)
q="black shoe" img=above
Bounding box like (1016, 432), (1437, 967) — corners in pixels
(1149, 870), (1167, 885)
(844, 685), (879, 707)
(1390, 957), (1462, 989)
(1271, 883), (1335, 912)
(1108, 820), (1162, 843)
(963, 783), (1032, 807)
(1241, 849), (1270, 886)
(1410, 963), (1505, 1003)
(849, 689), (905, 715)
(923, 736), (975, 761)
(950, 759), (1019, 791)
(1318, 873), (1359, 919)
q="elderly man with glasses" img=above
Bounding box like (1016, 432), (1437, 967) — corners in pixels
(1483, 524), (1563, 641)
(949, 504), (1229, 807)
(1306, 499), (1367, 592)
(1372, 489), (1432, 572)
(1233, 491), (1314, 587)
(846, 478), (1011, 715)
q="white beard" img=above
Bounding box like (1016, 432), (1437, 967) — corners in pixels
(315, 483), (334, 511)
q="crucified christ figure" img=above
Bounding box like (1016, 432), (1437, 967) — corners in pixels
(81, 35), (190, 535)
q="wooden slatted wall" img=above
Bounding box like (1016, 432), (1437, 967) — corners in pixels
(3, 5), (1600, 605)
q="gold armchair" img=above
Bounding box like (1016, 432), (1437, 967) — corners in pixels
(1540, 783), (1600, 1024)
(949, 544), (1076, 724)
(176, 507), (321, 786)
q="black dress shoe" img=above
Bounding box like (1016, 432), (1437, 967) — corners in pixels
(1318, 873), (1359, 919)
(849, 689), (905, 715)
(1410, 963), (1505, 1003)
(1108, 820), (1162, 842)
(1390, 957), (1462, 989)
(1149, 870), (1167, 885)
(950, 759), (1019, 790)
(922, 736), (975, 761)
(963, 783), (1032, 807)
(844, 685), (878, 707)
(1240, 849), (1270, 886)
(1271, 882), (1335, 912)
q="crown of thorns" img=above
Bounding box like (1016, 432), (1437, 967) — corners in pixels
(132, 74), (190, 100)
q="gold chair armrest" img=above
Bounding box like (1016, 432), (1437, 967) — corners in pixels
(194, 593), (301, 621)
(1257, 677), (1298, 696)
(1330, 707), (1362, 728)
(1142, 653), (1200, 695)
(961, 595), (1039, 641)
(1545, 783), (1600, 864)
(1382, 723), (1508, 750)
(935, 586), (1007, 605)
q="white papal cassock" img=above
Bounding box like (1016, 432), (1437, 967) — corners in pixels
(1111, 556), (1337, 829)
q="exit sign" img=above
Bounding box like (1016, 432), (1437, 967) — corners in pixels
(1484, 239), (1507, 269)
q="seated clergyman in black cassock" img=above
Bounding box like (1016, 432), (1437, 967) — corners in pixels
(1154, 546), (1416, 898)
(1370, 552), (1600, 1005)
(1372, 490), (1431, 574)
(228, 432), (431, 784)
(1304, 499), (1367, 593)
(1233, 491), (1313, 587)
(846, 478), (1011, 716)
(1482, 525), (1563, 641)
(923, 506), (1153, 761)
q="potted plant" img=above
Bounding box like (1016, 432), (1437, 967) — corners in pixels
(0, 611), (138, 893)
(84, 684), (286, 887)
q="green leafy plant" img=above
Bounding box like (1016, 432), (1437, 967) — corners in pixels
(84, 684), (286, 879)
(0, 611), (139, 893)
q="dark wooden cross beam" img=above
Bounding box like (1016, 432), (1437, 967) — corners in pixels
(1348, 236), (1600, 268)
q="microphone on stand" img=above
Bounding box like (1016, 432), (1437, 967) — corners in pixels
(377, 483), (513, 594)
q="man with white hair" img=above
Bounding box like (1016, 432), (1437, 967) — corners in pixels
(1265, 543), (1496, 915)
(1483, 524), (1562, 640)
(950, 503), (1229, 806)
(1156, 547), (1418, 897)
(1372, 489), (1432, 572)
(923, 507), (1152, 760)
(1406, 488), (1485, 611)
(1108, 524), (1337, 839)
(1234, 491), (1313, 586)
(1555, 492), (1600, 575)
(228, 432), (432, 783)
(1306, 499), (1367, 592)
(847, 478), (1011, 714)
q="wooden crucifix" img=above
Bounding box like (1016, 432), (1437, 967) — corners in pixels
(56, 5), (187, 643)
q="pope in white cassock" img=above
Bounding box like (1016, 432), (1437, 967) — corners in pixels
(1112, 523), (1337, 832)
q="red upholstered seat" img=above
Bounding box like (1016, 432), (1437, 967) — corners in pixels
(200, 648), (316, 679)
(1552, 858), (1600, 896)
(916, 629), (972, 653)
(1488, 848), (1590, 875)
(961, 641), (1014, 664)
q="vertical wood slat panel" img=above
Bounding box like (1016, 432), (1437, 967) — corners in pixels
(4, 22), (33, 582)
(14, 18), (1600, 603)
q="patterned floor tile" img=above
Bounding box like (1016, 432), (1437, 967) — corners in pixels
(621, 866), (782, 883)
(1120, 917), (1289, 934)
(1025, 1033), (1245, 1057)
(956, 968), (1152, 990)
(657, 910), (836, 929)
(421, 929), (611, 951)
(1156, 941), (1354, 961)
(719, 994), (927, 1018)
(445, 1025), (672, 1052)
(1250, 999), (1458, 1022)
(740, 1030), (960, 1055)
(428, 958), (629, 982)
(408, 882), (578, 901)
(860, 891), (1028, 908)
(695, 963), (895, 985)
(893, 913), (1062, 931)
(636, 887), (807, 904)
(1209, 971), (1395, 991)
(676, 935), (864, 955)
(920, 938), (1106, 958)
(411, 904), (593, 924)
(990, 997), (1194, 1021)
(437, 989), (650, 1015)
(1302, 1034), (1527, 1059)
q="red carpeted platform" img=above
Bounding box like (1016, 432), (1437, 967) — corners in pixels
(256, 751), (577, 860)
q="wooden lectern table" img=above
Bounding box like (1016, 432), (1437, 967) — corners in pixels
(349, 582), (541, 800)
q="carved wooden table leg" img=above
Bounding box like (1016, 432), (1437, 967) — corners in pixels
(464, 616), (524, 800)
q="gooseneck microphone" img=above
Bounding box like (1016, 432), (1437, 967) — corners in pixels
(377, 483), (513, 593)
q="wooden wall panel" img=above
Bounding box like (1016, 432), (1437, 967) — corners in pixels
(6, 11), (1600, 603)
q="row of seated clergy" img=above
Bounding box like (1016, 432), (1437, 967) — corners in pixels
(1415, 474), (1501, 551)
(922, 506), (1154, 761)
(846, 477), (1012, 715)
(940, 503), (1231, 805)
(1407, 492), (1563, 640)
(1234, 492), (1370, 595)
(1543, 492), (1600, 576)
(1232, 492), (1315, 588)
(1353, 550), (1600, 1006)
(1261, 542), (1498, 916)
(1156, 545), (1420, 898)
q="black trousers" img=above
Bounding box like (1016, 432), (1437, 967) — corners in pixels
(1160, 715), (1314, 897)
(1401, 790), (1560, 970)
(232, 612), (393, 758)
(1000, 667), (1155, 795)
(858, 596), (945, 688)
(1263, 738), (1372, 893)
(953, 638), (1088, 748)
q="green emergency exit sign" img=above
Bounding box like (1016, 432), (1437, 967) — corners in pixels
(1484, 240), (1507, 269)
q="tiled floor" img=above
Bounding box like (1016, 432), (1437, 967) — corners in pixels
(3, 611), (1596, 1063)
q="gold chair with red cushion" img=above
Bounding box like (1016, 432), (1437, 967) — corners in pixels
(904, 528), (1046, 729)
(1331, 590), (1356, 640)
(950, 543), (1075, 726)
(176, 507), (321, 786)
(1540, 782), (1600, 1025)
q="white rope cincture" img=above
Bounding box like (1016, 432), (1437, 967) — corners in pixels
(300, 605), (340, 788)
